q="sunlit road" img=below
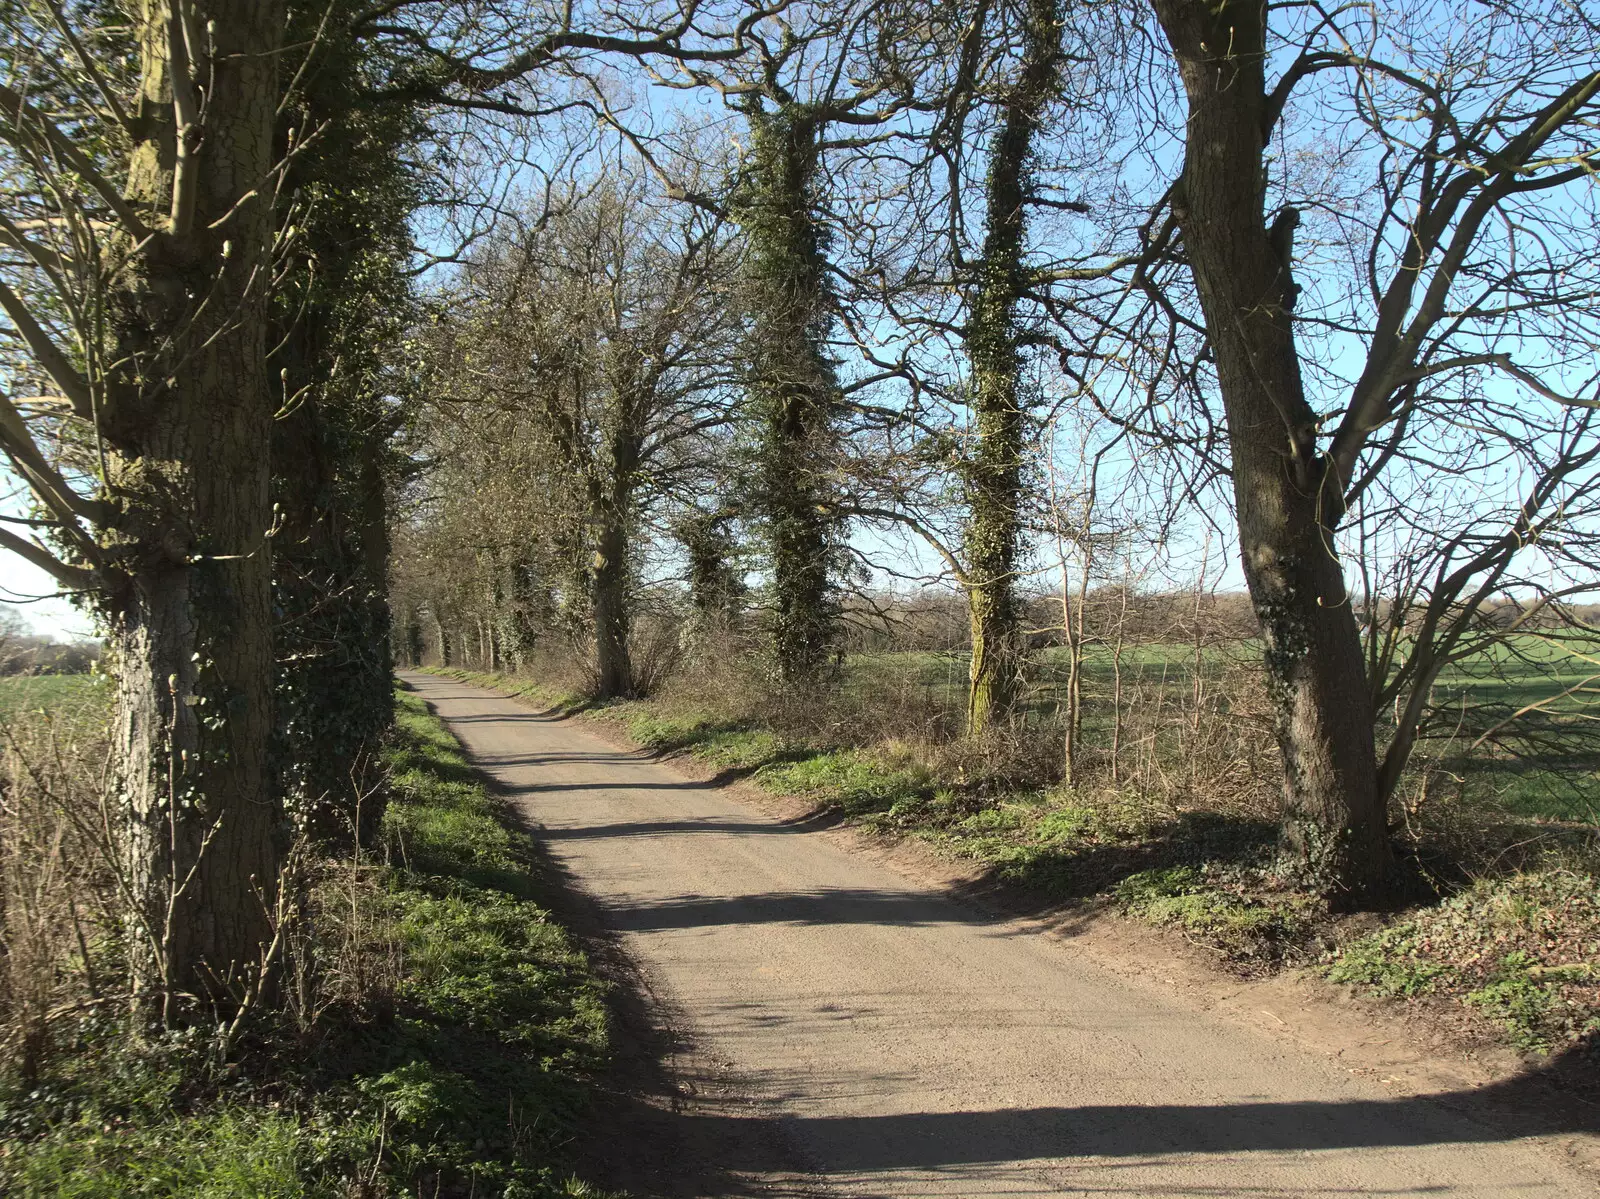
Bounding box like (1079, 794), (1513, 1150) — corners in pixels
(403, 672), (1596, 1198)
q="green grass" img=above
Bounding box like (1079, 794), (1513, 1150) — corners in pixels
(840, 638), (1600, 824)
(1417, 635), (1600, 822)
(384, 694), (549, 895)
(837, 645), (1233, 738)
(0, 1005), (376, 1199)
(343, 690), (616, 1195)
(0, 672), (107, 734)
(3, 1105), (339, 1199)
(616, 710), (784, 772)
(0, 671), (99, 708)
(1114, 865), (1319, 963)
(756, 749), (935, 815)
(0, 687), (619, 1199)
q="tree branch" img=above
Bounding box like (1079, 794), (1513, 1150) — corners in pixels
(0, 525), (95, 590)
(0, 279), (94, 419)
(0, 84), (152, 240)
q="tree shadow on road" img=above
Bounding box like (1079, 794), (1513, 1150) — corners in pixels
(518, 860), (1598, 1192)
(404, 673), (1598, 1193)
(706, 1048), (1597, 1159)
(602, 886), (992, 932)
(575, 1043), (1596, 1193)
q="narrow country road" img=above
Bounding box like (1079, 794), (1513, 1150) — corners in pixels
(402, 673), (1596, 1197)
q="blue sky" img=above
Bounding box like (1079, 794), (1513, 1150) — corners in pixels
(0, 512), (94, 638)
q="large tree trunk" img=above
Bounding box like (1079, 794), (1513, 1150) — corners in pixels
(103, 0), (287, 1014)
(352, 425), (396, 702)
(742, 107), (841, 684)
(591, 511), (633, 698)
(268, 3), (406, 849)
(271, 395), (393, 847)
(1152, 0), (1396, 905)
(590, 424), (638, 699)
(962, 0), (1063, 733)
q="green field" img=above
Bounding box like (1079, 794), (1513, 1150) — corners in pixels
(0, 673), (107, 734)
(841, 637), (1600, 823)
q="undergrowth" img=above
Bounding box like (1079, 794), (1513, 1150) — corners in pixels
(1327, 871), (1600, 1054)
(0, 689), (619, 1198)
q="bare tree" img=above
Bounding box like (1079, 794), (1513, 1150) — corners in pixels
(423, 161), (741, 697)
(1092, 0), (1600, 902)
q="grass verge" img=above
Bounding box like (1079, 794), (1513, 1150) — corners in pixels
(0, 687), (618, 1199)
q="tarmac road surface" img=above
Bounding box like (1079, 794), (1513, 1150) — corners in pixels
(402, 672), (1597, 1198)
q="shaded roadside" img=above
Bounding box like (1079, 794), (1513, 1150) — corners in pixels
(403, 673), (828, 1198)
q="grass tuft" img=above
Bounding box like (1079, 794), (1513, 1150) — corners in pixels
(1115, 867), (1320, 963)
(757, 750), (934, 815)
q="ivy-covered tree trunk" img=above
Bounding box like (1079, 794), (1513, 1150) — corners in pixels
(591, 510), (633, 698)
(102, 0), (287, 1015)
(269, 0), (414, 847)
(499, 558), (545, 669)
(740, 106), (842, 684)
(680, 510), (744, 641)
(401, 610), (426, 668)
(1152, 0), (1397, 904)
(589, 427), (640, 699)
(271, 396), (394, 847)
(961, 0), (1063, 733)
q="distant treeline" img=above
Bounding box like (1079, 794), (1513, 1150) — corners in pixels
(0, 635), (101, 676)
(839, 590), (1598, 654)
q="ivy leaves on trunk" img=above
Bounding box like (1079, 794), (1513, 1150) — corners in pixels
(737, 105), (847, 686)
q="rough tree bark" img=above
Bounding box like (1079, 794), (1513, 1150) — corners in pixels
(268, 0), (419, 846)
(103, 0), (288, 1012)
(962, 0), (1064, 733)
(589, 432), (639, 699)
(1150, 0), (1397, 904)
(591, 516), (633, 697)
(741, 105), (842, 684)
